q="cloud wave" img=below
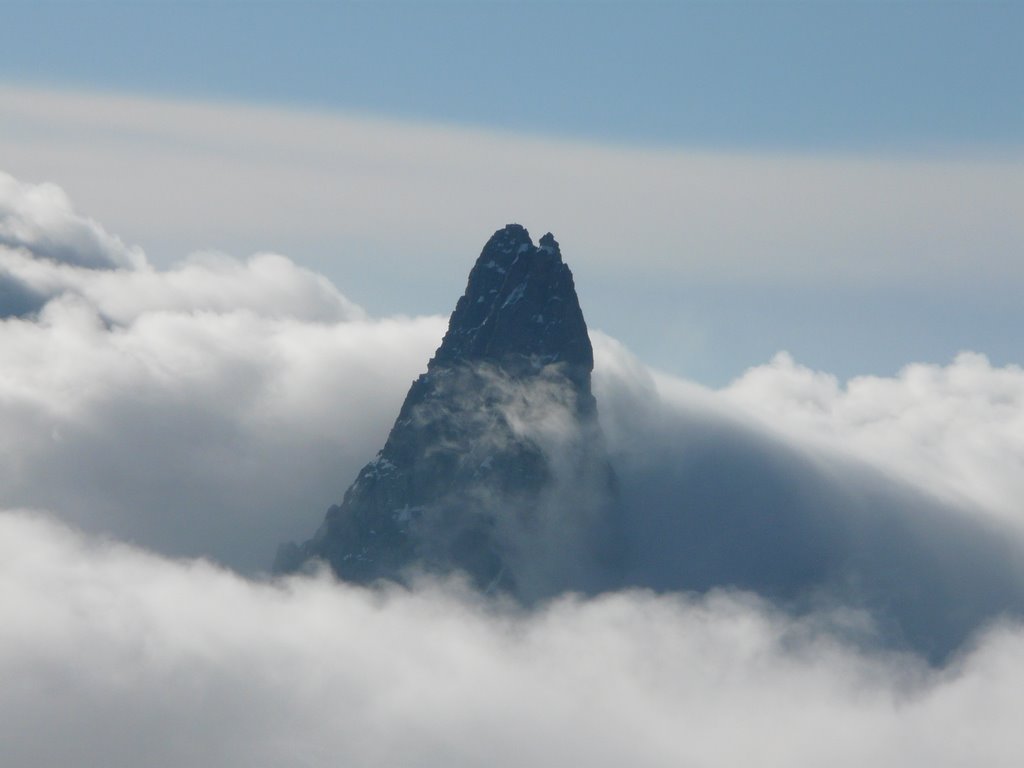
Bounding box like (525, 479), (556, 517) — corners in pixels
(722, 350), (1024, 529)
(0, 170), (144, 270)
(2, 510), (1023, 768)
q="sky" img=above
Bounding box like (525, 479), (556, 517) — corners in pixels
(3, 2), (1024, 765)
(5, 1), (1023, 150)
(2, 0), (1022, 383)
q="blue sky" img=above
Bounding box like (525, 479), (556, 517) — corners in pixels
(2, 1), (1022, 383)
(5, 1), (1022, 150)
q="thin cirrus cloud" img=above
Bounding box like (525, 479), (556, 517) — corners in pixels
(3, 170), (1024, 762)
(2, 84), (1023, 289)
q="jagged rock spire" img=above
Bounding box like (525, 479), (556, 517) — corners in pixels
(277, 225), (618, 597)
(432, 224), (593, 377)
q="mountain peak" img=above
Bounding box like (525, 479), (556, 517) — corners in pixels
(482, 222), (532, 251)
(277, 225), (618, 597)
(538, 232), (560, 255)
(431, 225), (592, 377)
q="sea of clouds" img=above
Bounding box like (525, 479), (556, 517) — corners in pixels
(3, 171), (1024, 766)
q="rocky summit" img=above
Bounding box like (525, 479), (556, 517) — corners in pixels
(276, 224), (620, 598)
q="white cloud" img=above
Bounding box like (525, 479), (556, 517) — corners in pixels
(0, 170), (144, 270)
(1, 85), (1022, 287)
(0, 293), (445, 570)
(0, 174), (443, 568)
(2, 510), (1024, 768)
(0, 168), (364, 323)
(721, 351), (1024, 531)
(592, 336), (1024, 659)
(0, 247), (364, 324)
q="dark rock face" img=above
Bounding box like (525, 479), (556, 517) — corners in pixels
(278, 225), (619, 598)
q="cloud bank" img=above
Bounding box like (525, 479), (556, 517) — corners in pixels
(3, 510), (1024, 768)
(3, 171), (1024, 762)
(0, 171), (443, 569)
(722, 351), (1024, 529)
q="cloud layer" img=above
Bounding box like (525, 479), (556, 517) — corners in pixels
(3, 171), (1024, 631)
(3, 170), (1024, 763)
(722, 351), (1024, 529)
(3, 510), (1024, 768)
(3, 86), (1022, 288)
(0, 171), (442, 568)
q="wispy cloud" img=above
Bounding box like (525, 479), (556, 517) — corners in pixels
(3, 85), (1022, 287)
